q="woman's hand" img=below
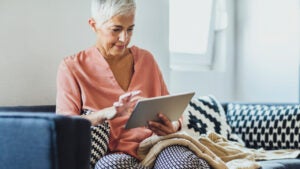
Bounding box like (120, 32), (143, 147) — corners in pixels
(148, 113), (180, 136)
(113, 90), (142, 116)
(82, 90), (141, 126)
(81, 106), (115, 126)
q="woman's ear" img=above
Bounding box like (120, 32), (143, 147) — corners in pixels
(88, 18), (97, 32)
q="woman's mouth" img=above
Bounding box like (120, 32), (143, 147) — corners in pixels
(115, 44), (125, 50)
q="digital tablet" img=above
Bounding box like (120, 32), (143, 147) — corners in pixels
(125, 92), (195, 129)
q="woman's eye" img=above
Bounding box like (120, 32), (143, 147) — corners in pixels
(112, 28), (121, 32)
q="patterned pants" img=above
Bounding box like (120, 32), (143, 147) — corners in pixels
(94, 145), (211, 169)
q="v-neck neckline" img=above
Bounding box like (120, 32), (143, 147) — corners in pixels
(94, 46), (136, 93)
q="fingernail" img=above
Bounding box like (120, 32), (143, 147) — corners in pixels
(131, 90), (140, 96)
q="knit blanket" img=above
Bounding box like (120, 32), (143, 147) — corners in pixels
(137, 131), (300, 169)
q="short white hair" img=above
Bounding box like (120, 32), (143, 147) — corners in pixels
(91, 0), (136, 26)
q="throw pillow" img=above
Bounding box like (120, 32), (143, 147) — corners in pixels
(181, 95), (235, 141)
(226, 103), (300, 150)
(82, 109), (110, 169)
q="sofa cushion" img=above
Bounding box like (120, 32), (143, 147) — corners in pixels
(259, 158), (300, 169)
(182, 95), (235, 140)
(226, 103), (300, 150)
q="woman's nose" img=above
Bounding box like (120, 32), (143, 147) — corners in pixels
(119, 31), (127, 42)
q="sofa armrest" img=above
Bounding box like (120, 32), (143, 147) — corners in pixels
(0, 113), (91, 169)
(0, 105), (56, 113)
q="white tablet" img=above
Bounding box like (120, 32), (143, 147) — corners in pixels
(125, 92), (195, 129)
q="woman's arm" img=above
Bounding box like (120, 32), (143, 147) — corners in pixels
(81, 106), (116, 126)
(56, 60), (82, 114)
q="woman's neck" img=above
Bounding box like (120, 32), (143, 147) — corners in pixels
(96, 45), (130, 64)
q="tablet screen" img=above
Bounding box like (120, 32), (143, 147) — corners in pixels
(125, 92), (195, 129)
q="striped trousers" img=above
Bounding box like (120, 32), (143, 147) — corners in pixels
(95, 145), (211, 169)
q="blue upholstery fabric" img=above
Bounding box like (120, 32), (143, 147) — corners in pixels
(0, 112), (91, 169)
(258, 159), (300, 169)
(1, 104), (299, 169)
(0, 105), (56, 112)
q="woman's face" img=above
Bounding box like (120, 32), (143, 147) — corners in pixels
(93, 13), (135, 58)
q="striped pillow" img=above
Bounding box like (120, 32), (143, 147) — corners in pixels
(82, 109), (110, 169)
(182, 95), (236, 141)
(227, 103), (300, 149)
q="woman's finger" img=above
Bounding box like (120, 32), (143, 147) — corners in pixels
(119, 90), (141, 104)
(157, 113), (173, 127)
(119, 92), (132, 103)
(148, 120), (172, 134)
(148, 124), (168, 136)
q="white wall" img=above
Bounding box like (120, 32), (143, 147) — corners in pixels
(169, 0), (236, 102)
(170, 0), (300, 103)
(0, 0), (94, 106)
(0, 0), (169, 106)
(132, 0), (169, 83)
(235, 0), (299, 103)
(0, 0), (299, 106)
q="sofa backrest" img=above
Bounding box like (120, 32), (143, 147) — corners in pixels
(225, 102), (300, 150)
(0, 105), (56, 113)
(222, 102), (299, 114)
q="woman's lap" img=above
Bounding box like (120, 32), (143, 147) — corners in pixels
(94, 153), (147, 169)
(95, 145), (211, 169)
(153, 145), (211, 169)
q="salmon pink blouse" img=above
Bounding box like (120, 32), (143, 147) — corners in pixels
(56, 45), (169, 159)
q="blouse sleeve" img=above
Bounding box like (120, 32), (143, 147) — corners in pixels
(158, 67), (169, 95)
(55, 60), (81, 115)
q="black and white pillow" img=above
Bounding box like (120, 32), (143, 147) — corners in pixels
(182, 95), (236, 141)
(226, 103), (300, 150)
(82, 109), (110, 169)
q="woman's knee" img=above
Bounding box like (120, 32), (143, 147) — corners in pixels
(154, 145), (211, 169)
(95, 153), (139, 169)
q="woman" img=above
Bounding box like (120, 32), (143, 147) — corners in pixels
(56, 0), (210, 168)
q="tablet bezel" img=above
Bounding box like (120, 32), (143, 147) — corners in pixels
(124, 92), (195, 129)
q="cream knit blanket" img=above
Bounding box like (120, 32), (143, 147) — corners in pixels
(138, 131), (228, 169)
(138, 131), (300, 169)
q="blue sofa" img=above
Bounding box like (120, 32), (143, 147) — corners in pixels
(0, 106), (91, 169)
(0, 104), (299, 169)
(222, 103), (300, 169)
